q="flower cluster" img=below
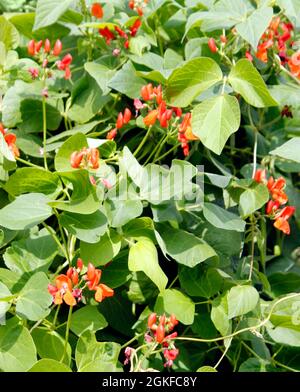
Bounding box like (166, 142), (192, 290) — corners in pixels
(136, 83), (198, 156)
(254, 169), (296, 235)
(106, 108), (132, 140)
(146, 313), (179, 368)
(256, 17), (294, 64)
(99, 19), (142, 50)
(129, 0), (149, 16)
(70, 147), (100, 170)
(48, 259), (114, 306)
(91, 2), (104, 19)
(27, 39), (72, 80)
(0, 122), (20, 158)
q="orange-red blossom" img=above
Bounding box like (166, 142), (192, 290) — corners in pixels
(0, 122), (20, 158)
(48, 259), (114, 306)
(84, 263), (114, 302)
(70, 147), (100, 170)
(254, 169), (295, 235)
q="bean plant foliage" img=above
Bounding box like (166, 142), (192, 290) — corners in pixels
(0, 0), (300, 373)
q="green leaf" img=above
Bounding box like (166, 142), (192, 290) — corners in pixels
(228, 59), (278, 108)
(28, 359), (72, 372)
(97, 293), (135, 337)
(60, 210), (107, 244)
(10, 12), (70, 41)
(71, 306), (108, 336)
(101, 250), (131, 289)
(108, 61), (146, 99)
(0, 318), (37, 372)
(270, 138), (300, 163)
(197, 366), (217, 372)
(269, 83), (300, 107)
(80, 231), (121, 267)
(192, 94), (241, 155)
(203, 203), (246, 232)
(68, 76), (111, 124)
(156, 224), (216, 268)
(16, 272), (52, 321)
(239, 182), (269, 216)
(2, 81), (62, 131)
(165, 58), (223, 107)
(4, 168), (61, 197)
(236, 7), (273, 50)
(269, 273), (300, 296)
(84, 62), (116, 95)
(4, 228), (58, 275)
(33, 0), (75, 30)
(179, 267), (223, 298)
(50, 171), (100, 215)
(75, 331), (122, 372)
(0, 193), (52, 230)
(128, 237), (168, 292)
(31, 328), (71, 365)
(0, 15), (19, 50)
(211, 295), (231, 336)
(227, 285), (259, 319)
(0, 282), (12, 325)
(161, 289), (195, 325)
(238, 358), (267, 372)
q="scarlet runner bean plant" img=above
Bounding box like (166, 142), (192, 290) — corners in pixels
(0, 0), (299, 373)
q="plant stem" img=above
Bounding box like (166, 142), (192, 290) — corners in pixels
(133, 126), (153, 157)
(120, 333), (144, 350)
(249, 214), (256, 281)
(42, 96), (48, 170)
(252, 130), (258, 179)
(214, 338), (232, 369)
(175, 293), (300, 345)
(280, 64), (300, 85)
(153, 143), (181, 163)
(61, 306), (73, 363)
(16, 157), (41, 168)
(52, 304), (61, 329)
(42, 222), (69, 261)
(54, 209), (71, 265)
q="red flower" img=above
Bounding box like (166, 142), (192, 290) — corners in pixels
(27, 39), (36, 56)
(91, 3), (104, 19)
(208, 38), (218, 53)
(70, 147), (99, 169)
(1, 130), (20, 158)
(116, 112), (124, 129)
(148, 313), (157, 329)
(266, 200), (280, 215)
(106, 128), (118, 140)
(123, 108), (132, 124)
(67, 267), (79, 285)
(274, 206), (295, 235)
(115, 26), (128, 39)
(141, 83), (154, 101)
(99, 27), (115, 45)
(129, 18), (142, 37)
(44, 39), (51, 53)
(253, 169), (267, 183)
(155, 324), (165, 343)
(48, 274), (77, 306)
(143, 109), (158, 126)
(84, 263), (114, 302)
(52, 39), (62, 56)
(245, 51), (253, 62)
